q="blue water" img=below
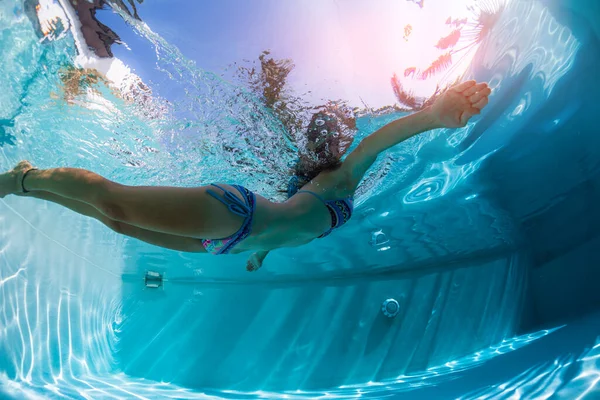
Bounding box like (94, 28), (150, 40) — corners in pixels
(1, 0), (600, 398)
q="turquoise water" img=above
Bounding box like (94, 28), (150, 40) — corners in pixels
(1, 0), (600, 398)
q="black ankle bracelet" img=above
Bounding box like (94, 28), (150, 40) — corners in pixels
(21, 168), (38, 193)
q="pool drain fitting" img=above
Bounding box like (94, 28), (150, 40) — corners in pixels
(382, 298), (400, 318)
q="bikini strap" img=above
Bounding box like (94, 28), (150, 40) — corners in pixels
(296, 190), (327, 205)
(207, 184), (251, 217)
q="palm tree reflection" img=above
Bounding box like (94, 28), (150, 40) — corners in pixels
(394, 0), (504, 111)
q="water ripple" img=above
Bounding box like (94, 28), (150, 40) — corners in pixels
(477, 1), (580, 97)
(0, 328), (563, 400)
(403, 153), (491, 204)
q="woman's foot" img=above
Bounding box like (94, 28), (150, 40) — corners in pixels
(0, 161), (34, 198)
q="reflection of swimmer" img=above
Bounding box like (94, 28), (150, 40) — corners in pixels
(0, 81), (491, 272)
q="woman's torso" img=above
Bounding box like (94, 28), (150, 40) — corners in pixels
(233, 169), (354, 253)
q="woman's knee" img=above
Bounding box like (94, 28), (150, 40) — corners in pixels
(103, 218), (124, 235)
(95, 183), (128, 222)
(98, 200), (127, 222)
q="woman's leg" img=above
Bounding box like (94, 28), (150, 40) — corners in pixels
(10, 161), (246, 239)
(21, 191), (206, 252)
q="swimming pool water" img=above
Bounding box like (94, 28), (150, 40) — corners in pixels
(1, 0), (600, 398)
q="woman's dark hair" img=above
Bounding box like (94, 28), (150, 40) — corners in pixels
(293, 110), (355, 181)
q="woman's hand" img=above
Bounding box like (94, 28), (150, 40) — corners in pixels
(246, 250), (270, 272)
(429, 80), (491, 128)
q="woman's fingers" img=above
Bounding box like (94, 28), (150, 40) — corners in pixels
(469, 87), (491, 104)
(463, 82), (488, 97)
(453, 80), (477, 93)
(473, 96), (489, 110)
(247, 260), (257, 271)
(246, 252), (266, 272)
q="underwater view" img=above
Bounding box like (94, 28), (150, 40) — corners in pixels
(1, 0), (600, 398)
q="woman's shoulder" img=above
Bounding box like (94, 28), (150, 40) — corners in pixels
(304, 169), (354, 198)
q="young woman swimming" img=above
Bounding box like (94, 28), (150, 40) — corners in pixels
(0, 80), (490, 270)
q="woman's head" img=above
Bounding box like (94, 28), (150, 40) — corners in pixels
(294, 109), (355, 180)
(306, 112), (344, 160)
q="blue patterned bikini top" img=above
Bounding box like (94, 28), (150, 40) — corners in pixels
(287, 175), (354, 238)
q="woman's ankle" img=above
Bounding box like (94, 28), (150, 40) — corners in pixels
(20, 167), (39, 193)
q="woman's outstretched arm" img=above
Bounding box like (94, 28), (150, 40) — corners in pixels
(340, 80), (490, 189)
